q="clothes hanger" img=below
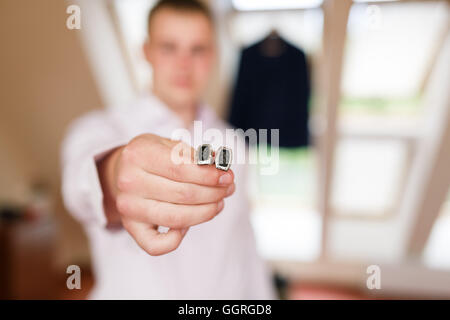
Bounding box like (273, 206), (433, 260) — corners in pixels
(260, 28), (285, 57)
(267, 29), (280, 39)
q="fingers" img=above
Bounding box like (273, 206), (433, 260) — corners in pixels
(117, 167), (235, 205)
(122, 135), (234, 187)
(116, 134), (236, 256)
(116, 193), (225, 228)
(122, 219), (188, 256)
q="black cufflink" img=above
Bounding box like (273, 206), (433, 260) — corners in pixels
(215, 147), (232, 171)
(195, 144), (214, 165)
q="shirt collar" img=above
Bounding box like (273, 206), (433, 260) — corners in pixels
(139, 91), (218, 130)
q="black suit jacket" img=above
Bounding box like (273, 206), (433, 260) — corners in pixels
(228, 37), (310, 147)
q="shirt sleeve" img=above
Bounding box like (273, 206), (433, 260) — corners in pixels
(61, 110), (128, 228)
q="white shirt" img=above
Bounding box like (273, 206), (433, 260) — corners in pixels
(61, 92), (275, 299)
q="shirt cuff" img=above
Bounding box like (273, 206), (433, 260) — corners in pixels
(84, 141), (127, 228)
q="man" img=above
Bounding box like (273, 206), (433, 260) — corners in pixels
(61, 0), (274, 299)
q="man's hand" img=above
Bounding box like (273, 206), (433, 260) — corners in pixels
(97, 133), (235, 256)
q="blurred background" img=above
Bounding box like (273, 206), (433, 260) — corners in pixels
(0, 0), (449, 299)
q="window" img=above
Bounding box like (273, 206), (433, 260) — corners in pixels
(249, 147), (321, 261)
(331, 1), (448, 218)
(331, 137), (410, 217)
(112, 0), (156, 92)
(341, 1), (448, 122)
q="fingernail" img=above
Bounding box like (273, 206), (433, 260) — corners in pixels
(218, 173), (232, 185)
(226, 184), (235, 196)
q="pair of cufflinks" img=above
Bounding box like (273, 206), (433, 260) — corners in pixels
(195, 144), (232, 171)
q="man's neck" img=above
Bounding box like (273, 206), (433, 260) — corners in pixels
(176, 104), (197, 129)
(152, 90), (198, 129)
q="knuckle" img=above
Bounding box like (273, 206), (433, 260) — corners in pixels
(202, 169), (220, 185)
(211, 189), (225, 202)
(116, 170), (133, 192)
(129, 133), (147, 145)
(168, 163), (183, 181)
(165, 211), (184, 228)
(145, 199), (158, 215)
(115, 193), (130, 215)
(120, 144), (136, 164)
(180, 143), (194, 161)
(175, 185), (195, 203)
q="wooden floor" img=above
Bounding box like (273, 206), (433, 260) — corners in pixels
(288, 283), (372, 300)
(58, 269), (373, 300)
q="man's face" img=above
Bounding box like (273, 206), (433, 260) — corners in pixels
(144, 8), (215, 108)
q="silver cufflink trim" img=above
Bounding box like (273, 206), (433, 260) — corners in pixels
(195, 144), (214, 165)
(215, 146), (232, 171)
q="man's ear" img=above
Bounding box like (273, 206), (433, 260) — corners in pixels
(143, 39), (152, 64)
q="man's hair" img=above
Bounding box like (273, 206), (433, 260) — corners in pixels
(147, 0), (214, 31)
